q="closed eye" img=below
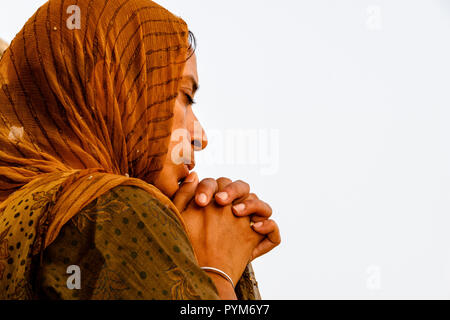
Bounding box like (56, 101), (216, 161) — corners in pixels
(183, 92), (196, 106)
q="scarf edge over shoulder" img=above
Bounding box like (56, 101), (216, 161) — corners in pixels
(0, 169), (186, 250)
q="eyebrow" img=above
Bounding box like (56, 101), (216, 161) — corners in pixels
(183, 75), (199, 95)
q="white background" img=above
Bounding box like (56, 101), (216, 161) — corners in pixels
(1, 0), (450, 299)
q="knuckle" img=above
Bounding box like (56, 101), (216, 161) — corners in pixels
(199, 178), (217, 192)
(247, 192), (258, 200)
(201, 177), (216, 184)
(265, 202), (273, 216)
(236, 179), (250, 189)
(248, 199), (272, 216)
(274, 231), (281, 245)
(276, 235), (282, 245)
(268, 219), (280, 231)
(240, 199), (254, 210)
(217, 177), (232, 183)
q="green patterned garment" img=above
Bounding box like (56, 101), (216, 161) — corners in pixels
(31, 185), (260, 300)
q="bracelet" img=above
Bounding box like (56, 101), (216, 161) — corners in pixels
(200, 267), (235, 289)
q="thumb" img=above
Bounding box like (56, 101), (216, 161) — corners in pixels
(172, 171), (199, 213)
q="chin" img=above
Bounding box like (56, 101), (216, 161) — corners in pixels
(155, 178), (180, 199)
(166, 183), (179, 199)
(154, 164), (187, 199)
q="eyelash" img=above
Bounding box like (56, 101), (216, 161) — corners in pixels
(183, 92), (196, 106)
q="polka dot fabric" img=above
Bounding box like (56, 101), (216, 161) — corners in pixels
(37, 185), (219, 300)
(0, 182), (259, 299)
(0, 173), (67, 299)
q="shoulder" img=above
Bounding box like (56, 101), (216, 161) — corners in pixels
(98, 185), (183, 228)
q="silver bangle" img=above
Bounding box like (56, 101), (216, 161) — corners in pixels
(200, 267), (235, 289)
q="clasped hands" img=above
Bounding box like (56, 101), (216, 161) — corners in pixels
(171, 171), (281, 285)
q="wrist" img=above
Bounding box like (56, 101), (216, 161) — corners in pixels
(201, 266), (235, 289)
(197, 256), (242, 286)
(204, 271), (237, 300)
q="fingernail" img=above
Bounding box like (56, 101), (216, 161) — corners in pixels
(197, 193), (207, 204)
(184, 172), (197, 183)
(233, 203), (245, 213)
(253, 222), (263, 228)
(216, 192), (228, 201)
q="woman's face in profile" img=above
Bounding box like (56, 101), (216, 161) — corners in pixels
(153, 53), (207, 198)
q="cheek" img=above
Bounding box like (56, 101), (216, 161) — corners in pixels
(172, 100), (187, 129)
(167, 102), (191, 161)
(165, 138), (180, 166)
(153, 101), (189, 196)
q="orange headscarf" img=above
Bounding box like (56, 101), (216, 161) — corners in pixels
(0, 0), (189, 248)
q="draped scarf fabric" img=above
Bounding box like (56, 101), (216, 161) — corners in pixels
(0, 0), (189, 249)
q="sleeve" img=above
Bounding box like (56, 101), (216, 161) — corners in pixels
(235, 263), (262, 300)
(36, 185), (220, 300)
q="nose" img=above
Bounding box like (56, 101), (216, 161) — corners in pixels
(191, 117), (208, 151)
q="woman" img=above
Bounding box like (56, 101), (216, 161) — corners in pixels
(0, 0), (280, 300)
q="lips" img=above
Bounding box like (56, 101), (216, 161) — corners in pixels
(187, 160), (195, 171)
(178, 164), (191, 186)
(183, 164), (190, 177)
(178, 155), (195, 186)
